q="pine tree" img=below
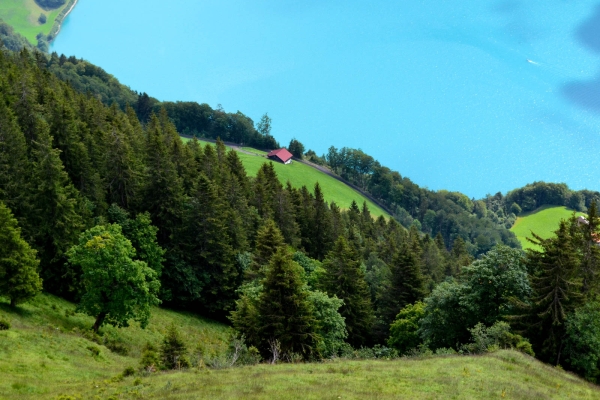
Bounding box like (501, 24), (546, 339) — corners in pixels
(160, 324), (190, 369)
(169, 173), (239, 315)
(516, 220), (583, 364)
(378, 243), (425, 330)
(448, 237), (473, 276)
(248, 219), (285, 280)
(28, 127), (85, 295)
(311, 183), (334, 259)
(257, 247), (319, 359)
(104, 114), (142, 209)
(0, 202), (42, 306)
(579, 201), (600, 294)
(0, 99), (31, 227)
(321, 236), (374, 347)
(142, 114), (185, 244)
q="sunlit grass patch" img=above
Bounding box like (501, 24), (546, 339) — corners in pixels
(510, 206), (585, 250)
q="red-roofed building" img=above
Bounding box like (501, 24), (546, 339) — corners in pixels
(267, 148), (293, 164)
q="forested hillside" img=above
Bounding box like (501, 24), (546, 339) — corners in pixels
(5, 29), (600, 386)
(0, 47), (473, 340)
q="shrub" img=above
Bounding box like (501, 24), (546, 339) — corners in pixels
(140, 342), (161, 372)
(122, 367), (135, 377)
(87, 345), (100, 357)
(35, 0), (66, 10)
(461, 321), (534, 356)
(0, 317), (10, 330)
(38, 14), (47, 24)
(105, 340), (129, 356)
(563, 302), (600, 382)
(388, 302), (425, 355)
(161, 324), (190, 369)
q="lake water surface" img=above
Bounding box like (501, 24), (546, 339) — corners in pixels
(52, 0), (600, 198)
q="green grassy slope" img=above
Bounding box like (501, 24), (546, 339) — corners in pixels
(117, 350), (599, 399)
(0, 294), (231, 399)
(0, 0), (69, 43)
(2, 294), (598, 399)
(510, 206), (585, 250)
(180, 138), (388, 218)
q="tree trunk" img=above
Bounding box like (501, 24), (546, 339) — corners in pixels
(92, 312), (107, 332)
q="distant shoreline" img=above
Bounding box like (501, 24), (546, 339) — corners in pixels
(48, 0), (79, 42)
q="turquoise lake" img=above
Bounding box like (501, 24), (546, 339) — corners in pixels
(52, 0), (600, 198)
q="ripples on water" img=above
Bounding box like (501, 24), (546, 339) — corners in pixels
(52, 0), (600, 197)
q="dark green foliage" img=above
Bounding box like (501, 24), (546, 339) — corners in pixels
(139, 342), (161, 371)
(0, 20), (35, 52)
(514, 219), (583, 364)
(378, 240), (425, 331)
(248, 219), (285, 279)
(257, 247), (320, 359)
(419, 245), (530, 350)
(462, 321), (534, 357)
(67, 224), (161, 332)
(161, 324), (190, 369)
(107, 205), (165, 276)
(0, 202), (42, 306)
(563, 302), (600, 382)
(321, 236), (374, 347)
(288, 138), (305, 159)
(38, 14), (47, 24)
(324, 146), (521, 256)
(0, 317), (10, 330)
(35, 0), (66, 10)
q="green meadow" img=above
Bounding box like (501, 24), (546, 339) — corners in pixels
(0, 293), (231, 399)
(1, 293), (598, 399)
(510, 206), (585, 250)
(181, 137), (388, 218)
(0, 0), (70, 43)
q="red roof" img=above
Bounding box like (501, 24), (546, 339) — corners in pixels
(267, 148), (293, 163)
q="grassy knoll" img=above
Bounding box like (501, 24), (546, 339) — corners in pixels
(510, 206), (585, 250)
(109, 350), (598, 399)
(0, 293), (231, 399)
(180, 137), (388, 218)
(0, 0), (70, 43)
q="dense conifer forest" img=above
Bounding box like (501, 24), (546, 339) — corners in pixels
(3, 25), (600, 384)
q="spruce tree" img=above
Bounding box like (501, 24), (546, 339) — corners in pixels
(378, 243), (425, 331)
(579, 201), (600, 294)
(169, 173), (238, 315)
(516, 220), (583, 364)
(0, 202), (42, 306)
(321, 236), (374, 347)
(311, 183), (334, 259)
(0, 99), (31, 227)
(142, 114), (185, 244)
(248, 219), (285, 280)
(257, 247), (319, 359)
(28, 127), (84, 295)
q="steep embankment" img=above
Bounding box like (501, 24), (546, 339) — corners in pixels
(181, 137), (389, 218)
(510, 206), (585, 250)
(1, 294), (598, 399)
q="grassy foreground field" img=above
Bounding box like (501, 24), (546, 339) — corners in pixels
(510, 206), (585, 250)
(1, 294), (599, 399)
(180, 137), (388, 218)
(0, 293), (231, 399)
(0, 0), (70, 43)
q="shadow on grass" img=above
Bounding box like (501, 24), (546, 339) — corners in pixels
(0, 299), (34, 318)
